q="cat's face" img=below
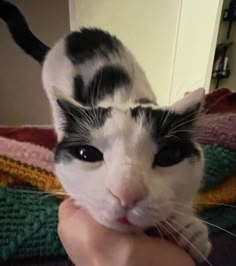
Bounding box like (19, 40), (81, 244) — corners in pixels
(54, 89), (204, 232)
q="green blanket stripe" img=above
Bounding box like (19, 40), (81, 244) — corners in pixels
(200, 145), (236, 192)
(0, 187), (235, 261)
(0, 188), (65, 261)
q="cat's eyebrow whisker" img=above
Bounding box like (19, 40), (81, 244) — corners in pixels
(91, 68), (104, 128)
(167, 129), (194, 137)
(63, 105), (92, 131)
(163, 219), (213, 266)
(173, 209), (236, 239)
(161, 109), (172, 131)
(168, 116), (200, 134)
(170, 109), (201, 129)
(163, 134), (183, 143)
(90, 72), (100, 128)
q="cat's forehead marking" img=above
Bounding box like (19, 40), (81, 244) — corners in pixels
(135, 98), (157, 105)
(73, 64), (131, 105)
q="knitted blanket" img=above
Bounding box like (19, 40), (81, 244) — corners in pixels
(0, 187), (65, 261)
(196, 114), (236, 150)
(1, 185), (235, 263)
(1, 99), (236, 262)
(0, 133), (235, 262)
(200, 145), (236, 192)
(204, 88), (236, 114)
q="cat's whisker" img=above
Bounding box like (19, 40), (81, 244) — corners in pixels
(168, 115), (200, 134)
(40, 193), (64, 200)
(159, 222), (178, 243)
(169, 200), (236, 211)
(10, 189), (52, 194)
(195, 202), (236, 209)
(10, 188), (67, 196)
(154, 223), (164, 239)
(15, 188), (98, 209)
(173, 209), (236, 239)
(163, 220), (213, 266)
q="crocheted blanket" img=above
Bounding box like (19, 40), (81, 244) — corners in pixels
(0, 124), (235, 262)
(1, 88), (236, 262)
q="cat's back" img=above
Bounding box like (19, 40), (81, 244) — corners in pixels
(42, 28), (156, 108)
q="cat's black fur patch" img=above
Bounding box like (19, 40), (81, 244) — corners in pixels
(74, 65), (131, 105)
(131, 105), (200, 166)
(73, 75), (86, 104)
(135, 98), (156, 104)
(55, 99), (111, 162)
(0, 1), (49, 63)
(66, 28), (121, 64)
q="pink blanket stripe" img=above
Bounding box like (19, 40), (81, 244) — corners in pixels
(0, 136), (54, 173)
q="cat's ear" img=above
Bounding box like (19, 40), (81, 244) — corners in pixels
(51, 86), (89, 140)
(50, 86), (110, 140)
(170, 88), (205, 116)
(164, 88), (205, 131)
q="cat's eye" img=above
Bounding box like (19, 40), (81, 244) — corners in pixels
(71, 145), (103, 162)
(153, 145), (183, 167)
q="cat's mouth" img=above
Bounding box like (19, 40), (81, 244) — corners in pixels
(117, 216), (132, 225)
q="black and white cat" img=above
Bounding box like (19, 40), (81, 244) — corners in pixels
(0, 1), (211, 262)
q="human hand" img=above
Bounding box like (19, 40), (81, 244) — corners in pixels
(58, 198), (195, 266)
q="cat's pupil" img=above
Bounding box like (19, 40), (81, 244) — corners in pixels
(153, 145), (183, 167)
(72, 145), (103, 162)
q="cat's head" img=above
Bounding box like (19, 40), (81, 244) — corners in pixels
(54, 87), (204, 232)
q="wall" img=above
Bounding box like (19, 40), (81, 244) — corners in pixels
(72, 0), (182, 105)
(210, 0), (236, 91)
(170, 0), (223, 103)
(0, 0), (70, 125)
(71, 0), (224, 105)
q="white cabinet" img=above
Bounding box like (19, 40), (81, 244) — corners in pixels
(69, 0), (223, 105)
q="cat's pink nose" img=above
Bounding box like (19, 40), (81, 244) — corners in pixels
(109, 183), (147, 208)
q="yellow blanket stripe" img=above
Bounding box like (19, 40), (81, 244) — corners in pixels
(194, 175), (236, 210)
(0, 156), (63, 193)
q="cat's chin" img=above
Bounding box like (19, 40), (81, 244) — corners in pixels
(105, 221), (143, 233)
(94, 215), (143, 233)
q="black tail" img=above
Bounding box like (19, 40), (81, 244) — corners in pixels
(0, 0), (50, 63)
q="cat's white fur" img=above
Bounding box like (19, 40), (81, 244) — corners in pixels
(42, 34), (211, 262)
